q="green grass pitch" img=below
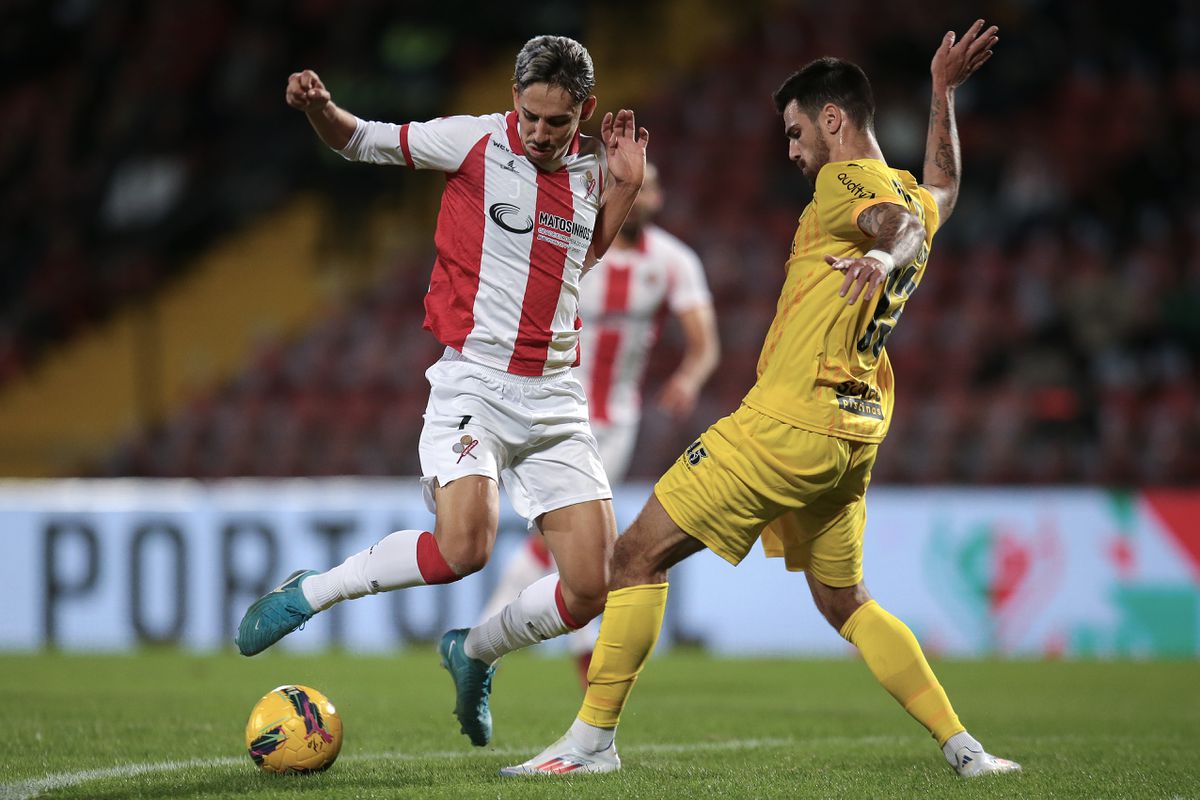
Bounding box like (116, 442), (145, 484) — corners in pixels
(1, 650), (1197, 798)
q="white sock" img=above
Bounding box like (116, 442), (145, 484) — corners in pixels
(478, 538), (555, 624)
(942, 730), (983, 766)
(569, 716), (615, 752)
(464, 574), (574, 664)
(301, 529), (428, 611)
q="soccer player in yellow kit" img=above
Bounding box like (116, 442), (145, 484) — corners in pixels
(502, 21), (1021, 779)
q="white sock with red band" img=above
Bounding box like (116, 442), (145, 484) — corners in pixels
(465, 574), (580, 664)
(301, 529), (458, 611)
(477, 536), (555, 624)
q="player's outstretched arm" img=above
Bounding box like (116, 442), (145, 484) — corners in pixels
(589, 110), (649, 261)
(922, 20), (999, 223)
(825, 203), (926, 306)
(286, 69), (358, 151)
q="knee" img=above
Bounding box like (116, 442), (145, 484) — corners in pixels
(609, 534), (661, 589)
(608, 536), (641, 588)
(559, 575), (608, 623)
(433, 529), (492, 577)
(811, 581), (872, 633)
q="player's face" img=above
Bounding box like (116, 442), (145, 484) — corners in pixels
(512, 83), (596, 167)
(782, 100), (831, 184)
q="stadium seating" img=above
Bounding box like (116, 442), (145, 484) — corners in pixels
(5, 1), (1197, 483)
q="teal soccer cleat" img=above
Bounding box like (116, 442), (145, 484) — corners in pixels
(439, 628), (497, 746)
(235, 570), (318, 656)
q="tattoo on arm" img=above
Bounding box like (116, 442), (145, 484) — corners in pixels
(923, 89), (961, 219)
(857, 204), (891, 238)
(857, 203), (924, 268)
(934, 141), (957, 182)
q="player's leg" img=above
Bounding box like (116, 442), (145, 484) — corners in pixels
(476, 533), (555, 625)
(237, 352), (507, 658)
(793, 444), (1020, 777)
(501, 407), (788, 775)
(463, 498), (616, 665)
(235, 476), (497, 657)
(810, 575), (1020, 777)
(501, 493), (704, 775)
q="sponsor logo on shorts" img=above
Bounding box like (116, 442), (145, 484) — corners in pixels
(452, 434), (480, 463)
(836, 394), (884, 420)
(685, 439), (708, 467)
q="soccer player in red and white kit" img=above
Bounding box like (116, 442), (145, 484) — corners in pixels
(235, 36), (649, 749)
(477, 163), (719, 686)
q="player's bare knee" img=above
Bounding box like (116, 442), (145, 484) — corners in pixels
(432, 530), (492, 577)
(809, 577), (871, 631)
(609, 535), (660, 589)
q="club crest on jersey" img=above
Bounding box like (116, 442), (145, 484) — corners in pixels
(452, 434), (480, 463)
(489, 202), (533, 234)
(583, 169), (597, 200)
(685, 439), (708, 467)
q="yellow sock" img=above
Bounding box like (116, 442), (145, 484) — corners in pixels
(578, 583), (669, 728)
(839, 600), (964, 746)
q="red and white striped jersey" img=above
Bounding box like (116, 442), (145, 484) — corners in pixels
(575, 226), (711, 426)
(339, 112), (607, 376)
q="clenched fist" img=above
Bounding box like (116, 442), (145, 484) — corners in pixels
(286, 70), (331, 112)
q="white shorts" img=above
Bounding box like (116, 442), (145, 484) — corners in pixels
(591, 418), (639, 483)
(418, 348), (612, 524)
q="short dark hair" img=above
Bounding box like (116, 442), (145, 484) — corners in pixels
(513, 35), (596, 103)
(772, 57), (875, 130)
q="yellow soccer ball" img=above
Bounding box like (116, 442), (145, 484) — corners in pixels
(244, 684), (343, 773)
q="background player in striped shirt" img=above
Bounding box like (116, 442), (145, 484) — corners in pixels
(477, 162), (720, 687)
(503, 21), (1021, 779)
(235, 35), (648, 749)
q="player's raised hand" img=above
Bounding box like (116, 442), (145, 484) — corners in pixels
(601, 109), (649, 188)
(286, 70), (332, 112)
(931, 19), (999, 92)
(825, 254), (889, 306)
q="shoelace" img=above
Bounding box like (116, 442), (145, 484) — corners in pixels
(259, 602), (311, 632)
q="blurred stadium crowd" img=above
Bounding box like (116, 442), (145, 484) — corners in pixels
(3, 0), (1198, 484)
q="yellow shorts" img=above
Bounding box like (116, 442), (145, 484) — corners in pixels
(654, 403), (877, 587)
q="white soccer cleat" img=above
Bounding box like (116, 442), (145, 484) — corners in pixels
(950, 745), (1022, 778)
(499, 733), (621, 776)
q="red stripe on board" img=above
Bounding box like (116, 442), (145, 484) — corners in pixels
(399, 123), (413, 167)
(423, 134), (490, 349)
(507, 169), (574, 375)
(1143, 490), (1200, 576)
(589, 329), (621, 423)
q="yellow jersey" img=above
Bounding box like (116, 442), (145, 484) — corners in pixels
(743, 159), (939, 443)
